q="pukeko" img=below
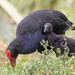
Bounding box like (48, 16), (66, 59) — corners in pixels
(6, 10), (74, 68)
(43, 23), (75, 57)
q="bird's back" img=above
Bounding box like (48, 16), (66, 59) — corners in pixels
(16, 10), (68, 36)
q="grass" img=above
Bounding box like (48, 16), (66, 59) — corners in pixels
(0, 51), (75, 75)
(0, 40), (75, 75)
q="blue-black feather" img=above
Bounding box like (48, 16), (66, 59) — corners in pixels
(17, 31), (47, 54)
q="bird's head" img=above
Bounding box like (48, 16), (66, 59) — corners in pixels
(6, 38), (24, 68)
(43, 23), (53, 34)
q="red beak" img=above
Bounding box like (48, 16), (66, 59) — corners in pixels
(6, 50), (16, 68)
(10, 58), (16, 68)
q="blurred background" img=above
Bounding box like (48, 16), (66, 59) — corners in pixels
(0, 0), (75, 50)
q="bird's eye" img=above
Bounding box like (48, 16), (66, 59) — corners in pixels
(48, 26), (51, 29)
(47, 28), (50, 32)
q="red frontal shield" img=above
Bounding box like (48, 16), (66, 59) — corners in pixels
(6, 50), (16, 68)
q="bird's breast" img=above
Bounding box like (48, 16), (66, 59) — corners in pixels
(17, 31), (47, 54)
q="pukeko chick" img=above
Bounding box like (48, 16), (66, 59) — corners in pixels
(44, 23), (75, 57)
(6, 10), (74, 68)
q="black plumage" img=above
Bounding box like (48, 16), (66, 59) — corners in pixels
(44, 23), (75, 57)
(17, 10), (73, 36)
(6, 10), (74, 68)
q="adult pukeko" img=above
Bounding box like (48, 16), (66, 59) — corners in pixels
(6, 10), (74, 68)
